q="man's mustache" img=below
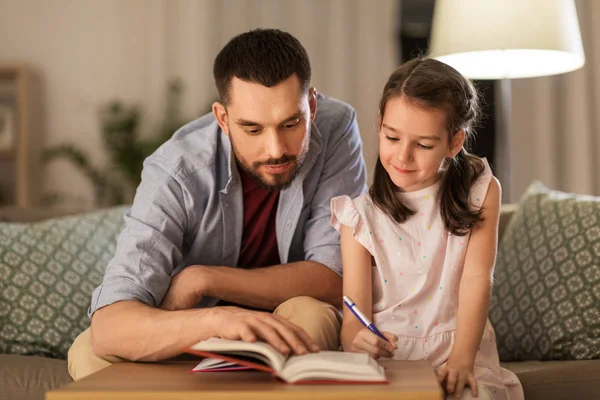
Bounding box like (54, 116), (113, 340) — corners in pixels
(254, 154), (296, 168)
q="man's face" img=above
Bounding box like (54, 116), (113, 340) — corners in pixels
(213, 75), (316, 191)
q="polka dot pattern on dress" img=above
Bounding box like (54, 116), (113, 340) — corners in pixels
(326, 160), (516, 395)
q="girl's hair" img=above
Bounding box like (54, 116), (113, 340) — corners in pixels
(369, 57), (486, 236)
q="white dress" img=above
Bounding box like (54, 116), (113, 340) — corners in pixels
(331, 160), (523, 400)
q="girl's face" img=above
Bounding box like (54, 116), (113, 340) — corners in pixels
(378, 96), (464, 192)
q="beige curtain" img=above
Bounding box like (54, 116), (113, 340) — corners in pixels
(0, 0), (398, 209)
(148, 0), (399, 180)
(507, 0), (600, 202)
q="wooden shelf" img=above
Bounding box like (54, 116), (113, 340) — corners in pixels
(0, 64), (35, 208)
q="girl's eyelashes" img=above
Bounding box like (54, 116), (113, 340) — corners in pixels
(385, 135), (434, 150)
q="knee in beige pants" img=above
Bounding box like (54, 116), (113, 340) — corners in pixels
(68, 297), (341, 380)
(68, 327), (124, 381)
(273, 296), (342, 351)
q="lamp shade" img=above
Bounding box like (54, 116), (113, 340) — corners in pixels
(429, 0), (585, 79)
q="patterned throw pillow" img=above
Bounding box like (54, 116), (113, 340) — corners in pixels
(0, 206), (128, 359)
(490, 182), (600, 361)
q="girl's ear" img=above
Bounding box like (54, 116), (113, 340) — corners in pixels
(449, 129), (466, 157)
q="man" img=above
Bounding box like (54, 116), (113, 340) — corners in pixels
(68, 28), (367, 380)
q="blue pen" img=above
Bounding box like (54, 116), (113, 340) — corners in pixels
(343, 295), (389, 342)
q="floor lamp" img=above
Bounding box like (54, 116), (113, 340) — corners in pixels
(428, 0), (585, 203)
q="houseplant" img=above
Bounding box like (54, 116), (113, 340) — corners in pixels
(42, 79), (190, 208)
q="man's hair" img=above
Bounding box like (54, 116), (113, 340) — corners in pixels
(213, 29), (311, 105)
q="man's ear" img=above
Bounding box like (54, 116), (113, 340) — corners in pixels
(308, 87), (318, 122)
(212, 102), (229, 135)
(449, 129), (466, 157)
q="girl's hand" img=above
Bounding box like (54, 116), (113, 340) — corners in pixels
(348, 328), (397, 359)
(436, 357), (478, 398)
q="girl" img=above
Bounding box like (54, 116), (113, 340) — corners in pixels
(331, 58), (523, 400)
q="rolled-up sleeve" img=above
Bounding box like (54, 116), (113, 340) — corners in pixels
(88, 157), (190, 317)
(303, 108), (368, 275)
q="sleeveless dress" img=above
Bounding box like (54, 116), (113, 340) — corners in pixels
(331, 160), (523, 400)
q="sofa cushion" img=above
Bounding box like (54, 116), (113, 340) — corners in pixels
(0, 354), (72, 400)
(502, 360), (600, 400)
(498, 204), (518, 242)
(490, 181), (600, 361)
(0, 207), (74, 223)
(0, 206), (128, 359)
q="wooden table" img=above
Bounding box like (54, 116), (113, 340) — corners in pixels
(47, 360), (443, 400)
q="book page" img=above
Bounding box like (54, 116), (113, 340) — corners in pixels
(188, 338), (288, 372)
(278, 351), (386, 383)
(192, 358), (253, 372)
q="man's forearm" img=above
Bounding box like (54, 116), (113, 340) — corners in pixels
(204, 261), (342, 310)
(91, 301), (219, 362)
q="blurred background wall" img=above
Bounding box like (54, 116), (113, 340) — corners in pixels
(1, 0), (598, 212)
(0, 0), (398, 211)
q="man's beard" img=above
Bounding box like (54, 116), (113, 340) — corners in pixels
(230, 136), (309, 192)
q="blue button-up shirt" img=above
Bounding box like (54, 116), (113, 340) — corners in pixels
(89, 94), (367, 316)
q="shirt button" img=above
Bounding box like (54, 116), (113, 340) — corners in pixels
(285, 221), (292, 229)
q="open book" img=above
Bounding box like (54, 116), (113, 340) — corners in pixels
(185, 338), (387, 384)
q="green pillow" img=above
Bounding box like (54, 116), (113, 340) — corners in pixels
(490, 182), (600, 361)
(0, 206), (128, 359)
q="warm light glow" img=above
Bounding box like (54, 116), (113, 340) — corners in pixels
(435, 49), (585, 80)
(429, 0), (585, 80)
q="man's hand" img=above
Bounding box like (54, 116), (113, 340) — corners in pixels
(436, 356), (478, 398)
(159, 266), (208, 311)
(347, 327), (397, 359)
(210, 306), (320, 355)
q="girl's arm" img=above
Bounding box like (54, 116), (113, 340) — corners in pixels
(339, 224), (397, 357)
(453, 177), (501, 364)
(339, 224), (374, 350)
(439, 177), (501, 398)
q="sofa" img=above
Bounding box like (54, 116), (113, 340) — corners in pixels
(495, 204), (600, 399)
(1, 188), (599, 400)
(0, 205), (126, 400)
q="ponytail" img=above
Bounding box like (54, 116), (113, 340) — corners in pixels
(369, 149), (485, 235)
(439, 149), (485, 236)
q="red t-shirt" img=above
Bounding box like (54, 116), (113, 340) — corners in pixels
(237, 168), (281, 268)
(217, 168), (281, 310)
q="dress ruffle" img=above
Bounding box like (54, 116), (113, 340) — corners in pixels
(330, 195), (374, 253)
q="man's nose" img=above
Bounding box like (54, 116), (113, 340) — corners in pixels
(265, 129), (286, 160)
